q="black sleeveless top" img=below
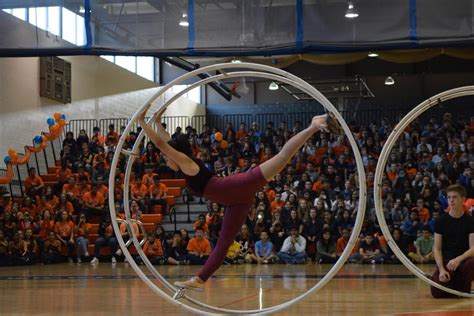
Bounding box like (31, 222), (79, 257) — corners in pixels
(182, 158), (214, 196)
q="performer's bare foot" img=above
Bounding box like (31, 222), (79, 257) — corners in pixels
(325, 112), (344, 135)
(311, 114), (329, 132)
(174, 276), (205, 291)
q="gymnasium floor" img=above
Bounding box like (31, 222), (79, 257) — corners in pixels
(0, 263), (472, 315)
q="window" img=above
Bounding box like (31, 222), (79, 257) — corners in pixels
(101, 55), (115, 63)
(12, 8), (27, 21)
(115, 56), (136, 73)
(47, 6), (60, 35)
(29, 7), (47, 30)
(172, 85), (201, 104)
(3, 7), (157, 81)
(62, 8), (76, 44)
(137, 57), (154, 81)
(76, 15), (85, 45)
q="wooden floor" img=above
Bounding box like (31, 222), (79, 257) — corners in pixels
(0, 263), (472, 315)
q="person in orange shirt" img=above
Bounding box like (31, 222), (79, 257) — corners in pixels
(338, 228), (360, 257)
(24, 167), (44, 195)
(75, 213), (90, 263)
(44, 186), (59, 209)
(82, 183), (105, 218)
(56, 162), (73, 194)
(92, 146), (106, 168)
(263, 183), (276, 202)
(413, 198), (430, 225)
(119, 207), (140, 243)
(38, 209), (55, 240)
(63, 176), (81, 202)
(131, 176), (148, 211)
(235, 122), (248, 141)
(333, 135), (348, 157)
(142, 167), (158, 188)
(91, 126), (105, 146)
(18, 212), (36, 233)
(148, 175), (168, 214)
(37, 209), (55, 260)
(193, 214), (209, 234)
(36, 195), (52, 216)
(76, 175), (91, 199)
(20, 197), (37, 218)
(105, 124), (119, 147)
(138, 232), (165, 265)
(386, 163), (399, 184)
(312, 143), (328, 165)
(55, 193), (75, 220)
(186, 227), (211, 265)
(259, 147), (274, 163)
(270, 192), (285, 214)
(75, 165), (91, 184)
(54, 210), (75, 262)
(312, 177), (325, 193)
(95, 175), (109, 197)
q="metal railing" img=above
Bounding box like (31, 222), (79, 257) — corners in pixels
(4, 107), (415, 198)
(64, 119), (99, 141)
(55, 108), (409, 139)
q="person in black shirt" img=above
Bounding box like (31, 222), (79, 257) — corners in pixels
(431, 184), (474, 298)
(167, 231), (188, 265)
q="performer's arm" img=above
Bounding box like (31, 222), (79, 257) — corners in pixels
(434, 233), (450, 281)
(446, 233), (474, 271)
(138, 110), (199, 176)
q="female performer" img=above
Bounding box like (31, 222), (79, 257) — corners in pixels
(138, 108), (342, 291)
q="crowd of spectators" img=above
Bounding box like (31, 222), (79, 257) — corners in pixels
(0, 112), (472, 267)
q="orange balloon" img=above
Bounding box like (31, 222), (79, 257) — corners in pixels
(50, 124), (59, 134)
(53, 112), (61, 120)
(215, 132), (223, 142)
(58, 119), (66, 127)
(42, 135), (48, 142)
(8, 148), (16, 157)
(220, 140), (229, 149)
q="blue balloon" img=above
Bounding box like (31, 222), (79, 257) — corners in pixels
(60, 114), (66, 120)
(33, 135), (43, 145)
(47, 118), (55, 126)
(4, 156), (11, 165)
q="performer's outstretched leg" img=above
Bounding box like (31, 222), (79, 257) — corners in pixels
(197, 203), (252, 281)
(259, 115), (328, 181)
(174, 114), (340, 291)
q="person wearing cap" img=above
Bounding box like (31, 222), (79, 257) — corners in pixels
(277, 226), (308, 264)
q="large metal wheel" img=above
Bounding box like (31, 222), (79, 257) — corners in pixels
(108, 63), (368, 314)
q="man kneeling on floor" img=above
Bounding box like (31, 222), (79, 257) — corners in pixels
(431, 184), (474, 298)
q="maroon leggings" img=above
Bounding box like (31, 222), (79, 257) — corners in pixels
(431, 257), (474, 298)
(197, 167), (267, 282)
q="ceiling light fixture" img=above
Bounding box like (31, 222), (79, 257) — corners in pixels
(269, 82), (279, 91)
(231, 58), (242, 63)
(345, 2), (359, 18)
(368, 52), (379, 57)
(384, 76), (395, 86)
(179, 13), (189, 27)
